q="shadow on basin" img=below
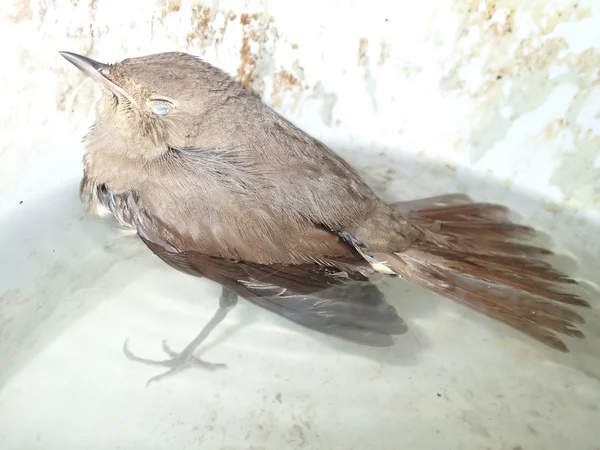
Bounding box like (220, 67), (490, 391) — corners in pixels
(0, 181), (153, 388)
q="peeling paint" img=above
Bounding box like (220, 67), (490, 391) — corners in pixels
(437, 0), (600, 212)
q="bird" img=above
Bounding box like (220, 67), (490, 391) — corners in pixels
(60, 50), (590, 385)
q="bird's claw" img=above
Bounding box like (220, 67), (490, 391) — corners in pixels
(123, 339), (227, 387)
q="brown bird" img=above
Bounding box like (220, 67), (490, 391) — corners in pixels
(60, 50), (589, 384)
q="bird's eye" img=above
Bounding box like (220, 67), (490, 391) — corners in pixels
(149, 100), (173, 116)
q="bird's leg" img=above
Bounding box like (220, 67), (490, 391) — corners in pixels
(123, 287), (238, 387)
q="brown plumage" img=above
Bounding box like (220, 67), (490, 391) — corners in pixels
(60, 50), (590, 374)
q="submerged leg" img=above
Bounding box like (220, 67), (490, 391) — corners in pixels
(123, 287), (239, 387)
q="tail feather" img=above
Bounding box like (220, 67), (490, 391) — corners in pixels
(408, 217), (536, 243)
(403, 203), (510, 222)
(403, 248), (588, 307)
(419, 244), (564, 279)
(392, 193), (480, 211)
(438, 239), (552, 258)
(388, 194), (592, 352)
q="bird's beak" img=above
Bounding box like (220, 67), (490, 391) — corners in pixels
(59, 51), (137, 106)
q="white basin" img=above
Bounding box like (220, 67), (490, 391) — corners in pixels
(1, 1), (599, 448)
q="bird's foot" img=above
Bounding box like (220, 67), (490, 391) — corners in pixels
(123, 339), (227, 387)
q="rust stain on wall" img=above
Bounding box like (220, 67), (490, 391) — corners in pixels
(444, 0), (597, 165)
(517, 37), (569, 73)
(237, 14), (256, 86)
(161, 0), (182, 18)
(187, 4), (212, 44)
(270, 70), (301, 107)
(235, 12), (277, 93)
(358, 37), (368, 64)
(240, 12), (260, 25)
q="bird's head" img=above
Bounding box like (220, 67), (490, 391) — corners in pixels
(60, 51), (241, 159)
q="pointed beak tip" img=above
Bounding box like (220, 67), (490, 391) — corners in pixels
(58, 51), (109, 73)
(58, 50), (78, 62)
(58, 52), (129, 100)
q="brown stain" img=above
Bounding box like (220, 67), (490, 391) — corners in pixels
(378, 41), (391, 65)
(236, 13), (270, 89)
(89, 0), (98, 9)
(465, 0), (497, 19)
(444, 0), (600, 167)
(270, 70), (301, 107)
(486, 8), (514, 36)
(458, 0), (513, 37)
(240, 12), (260, 25)
(161, 0), (181, 18)
(536, 119), (568, 144)
(186, 4), (212, 44)
(237, 35), (256, 87)
(484, 0), (496, 20)
(449, 0), (594, 95)
(504, 9), (514, 33)
(184, 7), (240, 50)
(358, 37), (368, 64)
(516, 37), (569, 73)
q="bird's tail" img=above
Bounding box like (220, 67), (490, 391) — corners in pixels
(381, 194), (591, 352)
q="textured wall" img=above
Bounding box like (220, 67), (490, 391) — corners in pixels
(1, 0), (599, 218)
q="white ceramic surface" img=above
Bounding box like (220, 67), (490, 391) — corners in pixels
(1, 0), (599, 449)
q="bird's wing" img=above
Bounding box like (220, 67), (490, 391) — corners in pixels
(99, 186), (407, 346)
(141, 236), (407, 346)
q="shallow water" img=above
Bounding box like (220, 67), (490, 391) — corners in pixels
(0, 149), (599, 450)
